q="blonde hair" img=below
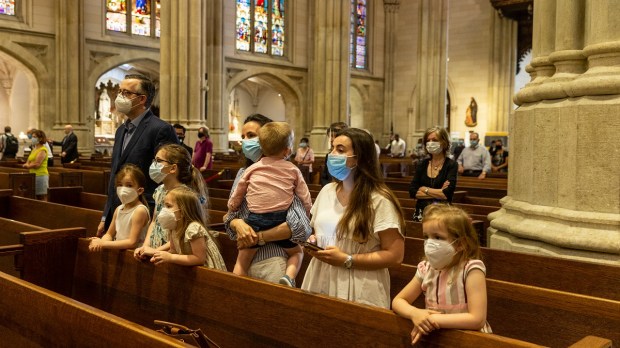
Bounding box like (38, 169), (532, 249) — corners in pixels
(167, 186), (208, 249)
(258, 122), (293, 157)
(114, 164), (149, 207)
(422, 204), (481, 267)
(157, 143), (209, 210)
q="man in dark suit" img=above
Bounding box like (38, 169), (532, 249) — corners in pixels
(52, 124), (79, 163)
(97, 74), (178, 236)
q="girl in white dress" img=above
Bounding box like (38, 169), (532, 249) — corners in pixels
(301, 128), (406, 308)
(89, 164), (150, 251)
(149, 186), (226, 270)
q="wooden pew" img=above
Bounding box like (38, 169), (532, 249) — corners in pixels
(0, 166), (83, 189)
(392, 264), (620, 347)
(48, 186), (107, 210)
(71, 241), (557, 347)
(0, 195), (100, 237)
(0, 217), (47, 277)
(0, 171), (35, 198)
(402, 237), (620, 301)
(0, 272), (186, 347)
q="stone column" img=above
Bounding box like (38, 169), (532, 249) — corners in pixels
(308, 0), (351, 155)
(409, 0), (448, 148)
(487, 11), (517, 132)
(382, 0), (399, 142)
(205, 0), (226, 153)
(160, 0), (210, 147)
(56, 0), (84, 137)
(489, 0), (620, 265)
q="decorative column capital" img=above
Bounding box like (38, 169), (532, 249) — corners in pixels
(383, 0), (400, 12)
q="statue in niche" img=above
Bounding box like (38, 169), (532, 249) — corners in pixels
(465, 97), (478, 127)
(98, 87), (112, 120)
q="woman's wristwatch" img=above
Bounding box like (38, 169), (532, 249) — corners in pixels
(424, 188), (430, 195)
(344, 254), (353, 269)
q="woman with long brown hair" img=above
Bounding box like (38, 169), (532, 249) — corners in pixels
(301, 128), (405, 308)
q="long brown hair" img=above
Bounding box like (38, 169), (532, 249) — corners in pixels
(335, 128), (405, 242)
(422, 204), (482, 267)
(157, 143), (209, 212)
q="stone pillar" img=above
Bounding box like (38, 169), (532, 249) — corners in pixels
(205, 0), (227, 153)
(382, 0), (399, 142)
(408, 0), (448, 149)
(487, 11), (517, 132)
(159, 0), (209, 148)
(56, 0), (84, 142)
(489, 0), (620, 265)
(308, 0), (351, 155)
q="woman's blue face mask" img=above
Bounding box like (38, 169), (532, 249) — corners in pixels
(242, 137), (263, 163)
(326, 153), (356, 181)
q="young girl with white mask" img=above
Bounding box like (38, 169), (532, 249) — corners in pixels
(149, 186), (226, 269)
(89, 164), (150, 252)
(134, 144), (208, 260)
(392, 204), (491, 345)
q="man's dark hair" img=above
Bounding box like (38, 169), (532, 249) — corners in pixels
(125, 74), (156, 108)
(4, 126), (10, 133)
(326, 121), (348, 136)
(173, 123), (186, 133)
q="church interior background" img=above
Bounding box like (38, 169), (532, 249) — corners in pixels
(0, 0), (618, 265)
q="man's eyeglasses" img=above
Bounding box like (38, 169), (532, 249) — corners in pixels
(119, 89), (145, 98)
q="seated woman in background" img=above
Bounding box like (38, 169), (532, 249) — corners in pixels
(491, 139), (508, 173)
(408, 127), (458, 221)
(301, 128), (405, 309)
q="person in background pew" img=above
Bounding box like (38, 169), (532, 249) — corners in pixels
(301, 128), (405, 309)
(22, 129), (49, 201)
(150, 186), (226, 269)
(319, 122), (348, 186)
(225, 114), (311, 284)
(173, 123), (193, 157)
(294, 137), (315, 183)
(408, 127), (458, 222)
(456, 132), (491, 179)
(392, 204), (491, 345)
(134, 143), (208, 258)
(51, 124), (79, 164)
(89, 164), (150, 252)
(228, 122), (312, 287)
(192, 126), (213, 172)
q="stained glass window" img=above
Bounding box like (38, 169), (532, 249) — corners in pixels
(106, 0), (160, 38)
(350, 0), (367, 69)
(236, 0), (285, 57)
(0, 0), (15, 16)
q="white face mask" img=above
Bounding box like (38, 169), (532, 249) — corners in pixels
(116, 187), (139, 205)
(157, 207), (179, 230)
(149, 162), (169, 184)
(426, 141), (442, 155)
(115, 95), (136, 114)
(424, 239), (457, 270)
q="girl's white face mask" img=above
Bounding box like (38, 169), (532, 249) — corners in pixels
(116, 187), (139, 205)
(424, 238), (457, 269)
(157, 207), (179, 230)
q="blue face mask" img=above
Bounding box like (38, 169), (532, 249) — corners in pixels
(327, 154), (356, 181)
(470, 140), (479, 147)
(242, 137), (263, 163)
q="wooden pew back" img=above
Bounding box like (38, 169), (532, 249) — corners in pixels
(0, 272), (186, 347)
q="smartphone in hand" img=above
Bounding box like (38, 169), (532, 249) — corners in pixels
(299, 241), (324, 251)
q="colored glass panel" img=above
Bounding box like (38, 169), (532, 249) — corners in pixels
(106, 0), (127, 32)
(350, 0), (367, 69)
(271, 0), (285, 56)
(254, 0), (268, 54)
(236, 0), (251, 51)
(0, 0), (15, 16)
(155, 0), (160, 37)
(131, 0), (150, 36)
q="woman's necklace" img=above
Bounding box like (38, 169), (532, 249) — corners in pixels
(431, 158), (445, 171)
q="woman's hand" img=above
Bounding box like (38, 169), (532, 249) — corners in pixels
(88, 237), (103, 252)
(307, 245), (348, 267)
(150, 251), (172, 266)
(22, 163), (29, 169)
(442, 180), (450, 190)
(232, 219), (258, 249)
(409, 307), (441, 343)
(133, 246), (145, 260)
